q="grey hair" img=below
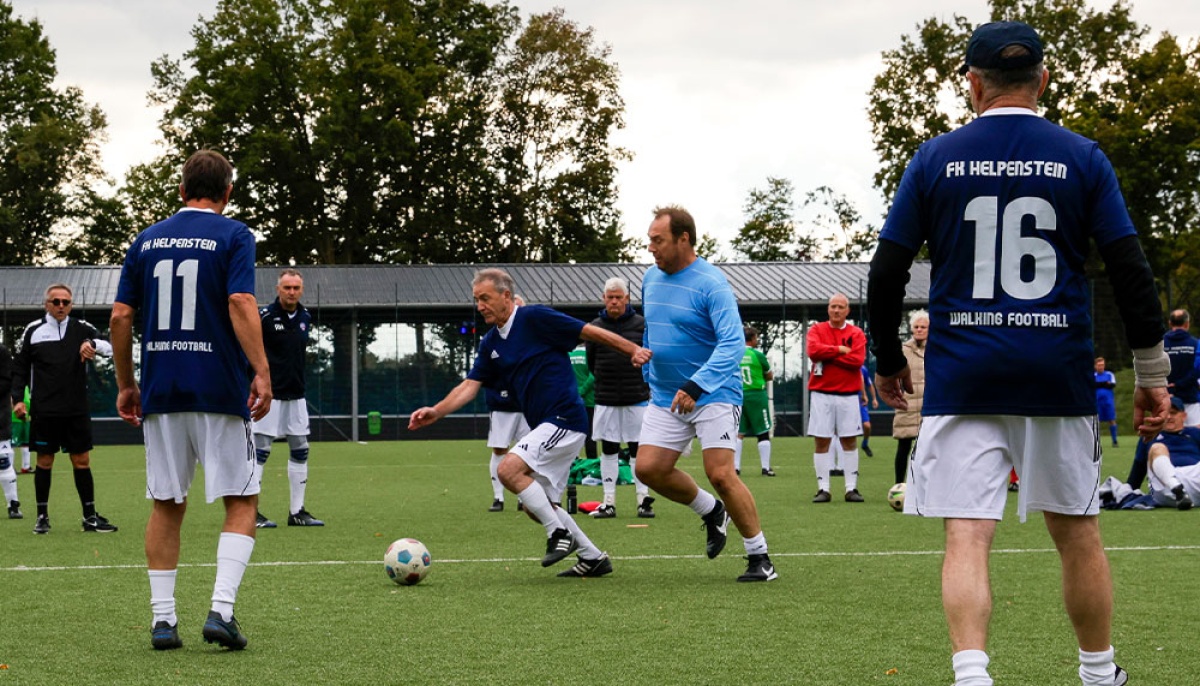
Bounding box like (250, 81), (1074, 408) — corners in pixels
(473, 268), (516, 296)
(908, 309), (929, 327)
(603, 277), (629, 295)
(45, 283), (73, 299)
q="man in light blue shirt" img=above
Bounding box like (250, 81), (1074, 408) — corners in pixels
(636, 206), (776, 582)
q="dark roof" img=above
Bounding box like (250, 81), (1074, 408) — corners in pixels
(0, 262), (930, 324)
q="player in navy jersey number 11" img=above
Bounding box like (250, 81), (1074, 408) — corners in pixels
(112, 150), (273, 651)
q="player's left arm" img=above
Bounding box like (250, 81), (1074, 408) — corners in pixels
(580, 323), (651, 367)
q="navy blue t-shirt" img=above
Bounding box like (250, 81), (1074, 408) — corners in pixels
(115, 208), (257, 419)
(467, 305), (587, 432)
(880, 110), (1137, 416)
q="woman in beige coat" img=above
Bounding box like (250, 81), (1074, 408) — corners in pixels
(892, 310), (928, 484)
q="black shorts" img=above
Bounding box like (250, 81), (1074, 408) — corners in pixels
(30, 415), (94, 455)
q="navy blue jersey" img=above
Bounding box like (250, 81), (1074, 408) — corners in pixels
(880, 110), (1136, 416)
(485, 387), (521, 413)
(467, 305), (587, 432)
(115, 209), (257, 418)
(1163, 328), (1200, 404)
(260, 298), (311, 401)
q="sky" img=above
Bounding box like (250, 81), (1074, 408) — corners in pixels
(14, 0), (1200, 254)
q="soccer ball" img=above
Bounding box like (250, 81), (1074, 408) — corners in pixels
(887, 483), (906, 512)
(384, 538), (432, 586)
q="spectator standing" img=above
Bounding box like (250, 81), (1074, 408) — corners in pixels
(807, 293), (868, 503)
(12, 283), (117, 534)
(586, 276), (655, 518)
(892, 310), (928, 485)
(1094, 357), (1119, 447)
(735, 325), (776, 477)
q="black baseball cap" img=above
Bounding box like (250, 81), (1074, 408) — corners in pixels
(959, 21), (1044, 75)
(1170, 396), (1186, 412)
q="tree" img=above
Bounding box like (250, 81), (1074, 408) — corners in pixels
(867, 0), (1200, 353)
(731, 177), (819, 262)
(147, 1), (632, 266)
(732, 177), (874, 262)
(801, 186), (878, 262)
(149, 0), (516, 265)
(0, 1), (110, 265)
(490, 8), (633, 262)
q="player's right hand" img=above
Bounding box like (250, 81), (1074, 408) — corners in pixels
(408, 407), (439, 430)
(875, 369), (913, 410)
(247, 374), (273, 422)
(1133, 386), (1170, 440)
(116, 386), (142, 426)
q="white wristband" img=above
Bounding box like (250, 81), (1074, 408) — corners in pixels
(1132, 342), (1170, 389)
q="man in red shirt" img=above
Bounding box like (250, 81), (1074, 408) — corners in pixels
(807, 293), (867, 502)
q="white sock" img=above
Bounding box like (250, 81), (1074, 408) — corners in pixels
(600, 453), (619, 505)
(759, 441), (772, 471)
(951, 649), (993, 686)
(211, 532), (255, 622)
(832, 442), (842, 470)
(21, 447), (31, 471)
(148, 569), (178, 626)
(517, 482), (561, 535)
(288, 460), (308, 515)
(734, 438), (744, 471)
(843, 448), (860, 491)
(555, 508), (602, 559)
(630, 457), (648, 500)
(489, 453), (504, 500)
(814, 451), (833, 491)
(0, 463), (18, 504)
(1079, 646), (1116, 686)
(743, 532), (767, 555)
(1150, 456), (1182, 492)
(687, 489), (717, 517)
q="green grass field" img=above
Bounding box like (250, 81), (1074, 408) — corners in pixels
(1, 436), (1196, 685)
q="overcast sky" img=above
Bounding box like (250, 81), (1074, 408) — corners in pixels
(14, 0), (1200, 253)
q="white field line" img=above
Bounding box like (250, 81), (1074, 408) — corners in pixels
(4, 545), (1198, 573)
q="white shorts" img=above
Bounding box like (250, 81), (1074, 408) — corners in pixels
(144, 412), (258, 504)
(253, 398), (310, 438)
(807, 392), (863, 438)
(593, 404), (646, 444)
(508, 422), (586, 502)
(1186, 402), (1200, 427)
(1149, 462), (1200, 506)
(487, 411), (530, 450)
(639, 403), (739, 453)
(906, 415), (1102, 521)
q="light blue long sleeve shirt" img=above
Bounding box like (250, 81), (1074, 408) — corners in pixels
(641, 258), (743, 407)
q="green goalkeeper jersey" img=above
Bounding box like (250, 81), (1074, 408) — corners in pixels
(740, 347), (770, 391)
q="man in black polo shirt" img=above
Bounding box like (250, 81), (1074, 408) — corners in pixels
(12, 283), (117, 534)
(252, 269), (323, 527)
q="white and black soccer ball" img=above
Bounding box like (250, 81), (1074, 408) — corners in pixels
(887, 483), (906, 512)
(385, 538), (432, 586)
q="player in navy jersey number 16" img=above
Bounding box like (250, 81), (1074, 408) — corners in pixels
(867, 22), (1169, 686)
(112, 150), (273, 652)
(409, 269), (651, 578)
